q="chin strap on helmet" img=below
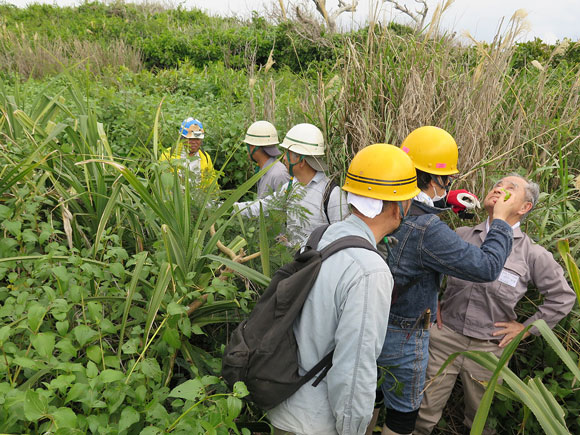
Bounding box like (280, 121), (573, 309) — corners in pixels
(246, 144), (260, 174)
(286, 150), (303, 178)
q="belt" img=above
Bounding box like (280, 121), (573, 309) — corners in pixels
(389, 309), (432, 330)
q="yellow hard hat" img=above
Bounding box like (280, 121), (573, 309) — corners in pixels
(342, 144), (420, 201)
(400, 126), (459, 175)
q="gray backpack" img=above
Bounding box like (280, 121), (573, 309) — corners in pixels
(221, 224), (379, 410)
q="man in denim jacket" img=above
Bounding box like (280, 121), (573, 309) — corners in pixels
(414, 174), (576, 434)
(373, 127), (522, 435)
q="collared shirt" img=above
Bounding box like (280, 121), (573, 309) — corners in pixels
(238, 171), (350, 247)
(441, 221), (575, 339)
(268, 215), (393, 435)
(257, 157), (291, 198)
(485, 217), (520, 233)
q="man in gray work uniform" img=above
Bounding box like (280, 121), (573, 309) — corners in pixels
(236, 123), (349, 247)
(243, 120), (290, 198)
(415, 174), (576, 434)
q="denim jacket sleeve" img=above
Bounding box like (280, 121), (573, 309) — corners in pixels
(328, 269), (393, 434)
(421, 217), (514, 282)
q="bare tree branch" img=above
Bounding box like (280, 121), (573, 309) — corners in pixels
(383, 0), (428, 29)
(330, 0), (359, 22)
(309, 0), (359, 32)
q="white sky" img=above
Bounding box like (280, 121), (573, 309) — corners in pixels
(4, 0), (580, 44)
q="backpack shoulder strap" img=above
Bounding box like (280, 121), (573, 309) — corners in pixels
(303, 224), (330, 251)
(322, 179), (339, 224)
(320, 235), (378, 260)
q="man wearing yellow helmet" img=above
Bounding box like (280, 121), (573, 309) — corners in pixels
(373, 126), (521, 435)
(269, 144), (419, 435)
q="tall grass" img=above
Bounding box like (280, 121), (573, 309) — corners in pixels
(0, 25), (143, 78)
(326, 11), (580, 184)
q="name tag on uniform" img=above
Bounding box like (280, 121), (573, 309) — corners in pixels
(498, 269), (519, 287)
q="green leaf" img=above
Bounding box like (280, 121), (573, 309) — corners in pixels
(53, 407), (78, 428)
(86, 361), (99, 379)
(0, 205), (11, 219)
(110, 262), (125, 278)
(52, 265), (70, 282)
(118, 406), (140, 432)
(191, 324), (204, 335)
(162, 327), (181, 349)
(139, 427), (163, 435)
(66, 383), (87, 404)
(72, 325), (98, 347)
(99, 369), (125, 383)
(118, 251), (147, 359)
(86, 345), (103, 363)
(557, 239), (580, 304)
(104, 356), (121, 369)
(3, 220), (22, 237)
(259, 202), (270, 278)
(55, 338), (78, 356)
(140, 358), (162, 383)
(168, 379), (204, 401)
(50, 374), (76, 392)
(31, 333), (56, 359)
(533, 319), (580, 381)
(226, 396), (242, 420)
(233, 381), (249, 398)
(14, 356), (39, 369)
(0, 325), (11, 345)
(93, 182), (122, 258)
(28, 303), (47, 332)
(144, 262), (172, 345)
(24, 390), (48, 421)
(56, 320), (70, 336)
(22, 229), (38, 244)
(167, 301), (187, 316)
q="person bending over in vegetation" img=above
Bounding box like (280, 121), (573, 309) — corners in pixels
(235, 123), (348, 247)
(414, 174), (575, 435)
(268, 144), (420, 435)
(370, 127), (521, 435)
(243, 120), (290, 198)
(159, 117), (217, 186)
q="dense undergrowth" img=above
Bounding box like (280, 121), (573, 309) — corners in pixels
(1, 2), (579, 434)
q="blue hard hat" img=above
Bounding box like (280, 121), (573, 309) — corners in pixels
(180, 118), (204, 139)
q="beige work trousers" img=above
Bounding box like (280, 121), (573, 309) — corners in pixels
(414, 324), (504, 435)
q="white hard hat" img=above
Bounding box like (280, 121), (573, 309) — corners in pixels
(280, 123), (325, 156)
(243, 120), (279, 146)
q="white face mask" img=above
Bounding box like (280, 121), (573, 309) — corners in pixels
(432, 185), (447, 202)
